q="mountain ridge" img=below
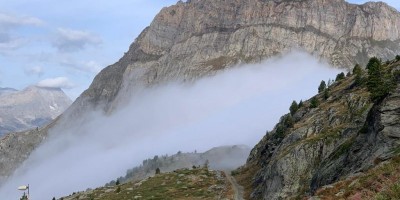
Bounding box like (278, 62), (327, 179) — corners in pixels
(0, 85), (72, 136)
(71, 0), (400, 114)
(1, 0), (400, 194)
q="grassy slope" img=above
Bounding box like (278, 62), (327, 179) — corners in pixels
(61, 168), (234, 200)
(315, 156), (400, 200)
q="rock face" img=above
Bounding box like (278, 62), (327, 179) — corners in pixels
(240, 61), (400, 199)
(1, 0), (400, 189)
(0, 86), (72, 136)
(73, 0), (400, 113)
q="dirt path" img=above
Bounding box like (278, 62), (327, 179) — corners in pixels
(225, 171), (244, 200)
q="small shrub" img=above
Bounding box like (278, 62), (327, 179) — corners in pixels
(396, 55), (400, 61)
(115, 186), (121, 193)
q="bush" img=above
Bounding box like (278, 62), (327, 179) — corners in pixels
(155, 168), (161, 174)
(396, 55), (400, 61)
(115, 186), (121, 193)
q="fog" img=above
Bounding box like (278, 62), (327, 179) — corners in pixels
(0, 51), (341, 199)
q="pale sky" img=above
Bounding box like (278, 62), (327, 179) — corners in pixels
(0, 0), (398, 100)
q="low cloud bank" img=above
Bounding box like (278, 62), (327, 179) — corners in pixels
(0, 51), (342, 199)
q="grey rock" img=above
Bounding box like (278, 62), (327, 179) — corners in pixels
(0, 86), (71, 136)
(2, 0), (400, 189)
(245, 78), (400, 199)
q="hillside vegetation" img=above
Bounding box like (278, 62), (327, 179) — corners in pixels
(60, 168), (234, 200)
(235, 56), (400, 199)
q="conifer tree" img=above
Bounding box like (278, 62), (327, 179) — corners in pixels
(353, 64), (364, 86)
(289, 100), (299, 116)
(310, 97), (319, 108)
(366, 57), (395, 101)
(335, 72), (345, 81)
(318, 80), (327, 93)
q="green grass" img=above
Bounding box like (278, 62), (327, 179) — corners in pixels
(61, 168), (230, 200)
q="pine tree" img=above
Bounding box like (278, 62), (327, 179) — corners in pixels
(335, 72), (345, 81)
(298, 100), (304, 108)
(155, 167), (161, 174)
(318, 80), (327, 93)
(323, 89), (330, 100)
(310, 97), (319, 108)
(289, 100), (299, 116)
(353, 64), (364, 86)
(396, 55), (400, 61)
(366, 57), (396, 101)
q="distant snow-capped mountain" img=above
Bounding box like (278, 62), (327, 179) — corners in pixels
(0, 86), (72, 136)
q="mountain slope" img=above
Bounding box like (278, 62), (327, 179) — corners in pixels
(1, 0), (400, 189)
(0, 87), (17, 96)
(110, 145), (250, 185)
(0, 86), (72, 136)
(235, 59), (400, 199)
(72, 0), (400, 113)
(61, 168), (234, 200)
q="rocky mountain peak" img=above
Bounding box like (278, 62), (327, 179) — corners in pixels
(0, 85), (72, 136)
(70, 0), (400, 114)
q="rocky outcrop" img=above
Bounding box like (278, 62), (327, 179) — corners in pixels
(1, 0), (400, 189)
(241, 60), (400, 199)
(0, 86), (72, 136)
(73, 0), (400, 113)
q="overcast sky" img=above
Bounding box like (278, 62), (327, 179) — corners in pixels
(0, 0), (399, 100)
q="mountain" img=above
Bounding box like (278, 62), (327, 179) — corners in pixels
(233, 58), (400, 199)
(109, 145), (250, 185)
(60, 145), (250, 200)
(61, 168), (235, 200)
(0, 86), (72, 136)
(1, 0), (400, 191)
(0, 87), (17, 96)
(71, 0), (400, 113)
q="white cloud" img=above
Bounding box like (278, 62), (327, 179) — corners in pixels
(36, 77), (74, 89)
(0, 12), (43, 29)
(0, 12), (43, 53)
(25, 66), (44, 77)
(53, 28), (102, 52)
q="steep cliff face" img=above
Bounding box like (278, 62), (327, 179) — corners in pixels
(1, 0), (400, 189)
(74, 0), (400, 113)
(238, 60), (400, 199)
